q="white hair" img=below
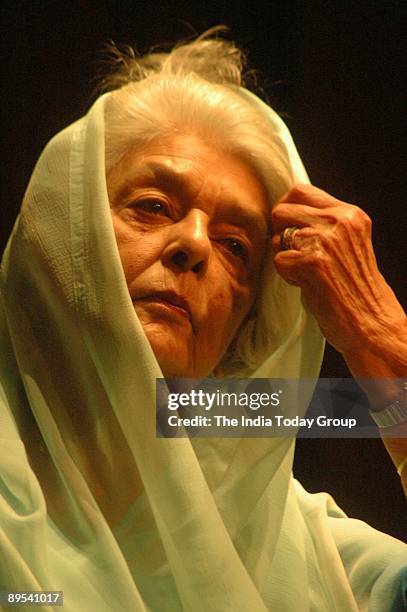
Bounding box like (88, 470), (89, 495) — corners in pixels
(102, 30), (296, 375)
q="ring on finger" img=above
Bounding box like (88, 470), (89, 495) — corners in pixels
(280, 226), (300, 251)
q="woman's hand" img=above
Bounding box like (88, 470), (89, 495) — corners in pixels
(271, 184), (407, 405)
(271, 184), (407, 490)
(271, 184), (406, 358)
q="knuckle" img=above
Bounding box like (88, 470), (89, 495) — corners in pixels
(288, 183), (311, 201)
(358, 208), (372, 229)
(337, 205), (370, 231)
(303, 249), (327, 271)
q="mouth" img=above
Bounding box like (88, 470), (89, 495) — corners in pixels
(134, 291), (193, 324)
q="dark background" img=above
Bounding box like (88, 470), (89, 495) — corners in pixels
(1, 1), (406, 540)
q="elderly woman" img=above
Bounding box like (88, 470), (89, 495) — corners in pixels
(0, 33), (406, 611)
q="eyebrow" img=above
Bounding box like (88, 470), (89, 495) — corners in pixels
(121, 161), (195, 199)
(120, 161), (270, 236)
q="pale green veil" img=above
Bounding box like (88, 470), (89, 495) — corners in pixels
(0, 89), (405, 611)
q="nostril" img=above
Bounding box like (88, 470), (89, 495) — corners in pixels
(192, 260), (204, 274)
(171, 251), (189, 269)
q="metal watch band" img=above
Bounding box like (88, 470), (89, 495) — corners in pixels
(369, 381), (407, 428)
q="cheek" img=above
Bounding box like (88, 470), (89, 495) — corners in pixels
(225, 279), (259, 350)
(211, 246), (264, 330)
(226, 265), (258, 318)
(196, 285), (253, 374)
(206, 277), (254, 342)
(119, 243), (157, 284)
(112, 216), (162, 283)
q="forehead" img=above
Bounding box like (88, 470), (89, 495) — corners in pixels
(107, 133), (271, 231)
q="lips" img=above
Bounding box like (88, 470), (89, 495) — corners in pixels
(134, 291), (192, 323)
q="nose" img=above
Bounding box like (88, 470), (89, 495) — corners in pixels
(162, 209), (211, 274)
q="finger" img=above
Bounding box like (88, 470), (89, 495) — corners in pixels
(271, 248), (303, 286)
(273, 250), (306, 286)
(272, 202), (334, 234)
(278, 183), (344, 209)
(273, 249), (321, 287)
(270, 228), (323, 254)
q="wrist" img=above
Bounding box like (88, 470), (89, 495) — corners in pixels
(369, 381), (407, 427)
(341, 321), (407, 377)
(341, 340), (407, 409)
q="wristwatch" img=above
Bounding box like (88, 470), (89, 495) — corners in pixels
(369, 380), (407, 428)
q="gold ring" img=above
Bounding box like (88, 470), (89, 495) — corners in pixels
(280, 226), (300, 251)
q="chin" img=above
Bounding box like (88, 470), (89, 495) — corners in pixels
(142, 325), (214, 378)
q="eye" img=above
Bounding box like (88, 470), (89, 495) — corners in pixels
(220, 238), (248, 262)
(135, 199), (169, 216)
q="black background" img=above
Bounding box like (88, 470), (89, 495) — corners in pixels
(1, 1), (406, 540)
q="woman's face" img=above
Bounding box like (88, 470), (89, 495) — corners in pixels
(108, 134), (270, 377)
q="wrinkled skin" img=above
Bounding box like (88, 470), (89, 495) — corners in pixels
(271, 184), (407, 486)
(108, 134), (269, 377)
(271, 184), (407, 362)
